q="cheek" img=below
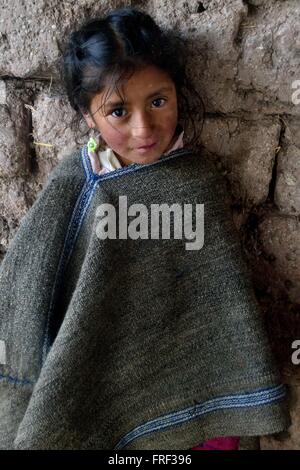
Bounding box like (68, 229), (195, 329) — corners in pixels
(101, 124), (128, 147)
(161, 110), (178, 136)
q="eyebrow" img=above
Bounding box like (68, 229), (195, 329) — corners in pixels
(105, 86), (174, 108)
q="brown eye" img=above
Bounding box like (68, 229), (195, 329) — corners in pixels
(111, 108), (126, 118)
(110, 98), (167, 119)
(152, 98), (166, 107)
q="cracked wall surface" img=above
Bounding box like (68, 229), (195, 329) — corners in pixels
(0, 0), (300, 449)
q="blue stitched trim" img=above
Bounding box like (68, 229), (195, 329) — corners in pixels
(80, 145), (195, 222)
(41, 176), (95, 365)
(0, 373), (34, 386)
(113, 384), (287, 450)
(81, 144), (194, 182)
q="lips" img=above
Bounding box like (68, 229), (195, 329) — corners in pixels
(137, 142), (156, 149)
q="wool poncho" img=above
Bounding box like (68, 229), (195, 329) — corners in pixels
(87, 127), (239, 450)
(0, 143), (290, 450)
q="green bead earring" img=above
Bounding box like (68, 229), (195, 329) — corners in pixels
(87, 136), (98, 153)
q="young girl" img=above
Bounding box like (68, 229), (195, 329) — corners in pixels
(0, 7), (290, 450)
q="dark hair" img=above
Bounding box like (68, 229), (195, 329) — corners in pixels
(58, 6), (205, 150)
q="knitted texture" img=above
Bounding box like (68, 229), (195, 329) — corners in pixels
(0, 145), (290, 449)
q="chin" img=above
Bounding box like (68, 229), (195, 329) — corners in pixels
(137, 154), (161, 165)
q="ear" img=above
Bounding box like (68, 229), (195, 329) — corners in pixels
(81, 110), (95, 129)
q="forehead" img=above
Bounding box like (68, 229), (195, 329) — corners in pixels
(118, 65), (172, 88)
(93, 65), (175, 107)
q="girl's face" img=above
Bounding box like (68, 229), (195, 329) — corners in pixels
(82, 65), (178, 166)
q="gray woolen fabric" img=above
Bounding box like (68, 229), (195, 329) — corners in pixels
(0, 145), (290, 449)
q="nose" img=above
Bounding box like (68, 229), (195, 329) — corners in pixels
(129, 110), (155, 139)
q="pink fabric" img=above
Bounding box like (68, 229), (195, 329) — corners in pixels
(192, 436), (240, 450)
(98, 164), (113, 176)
